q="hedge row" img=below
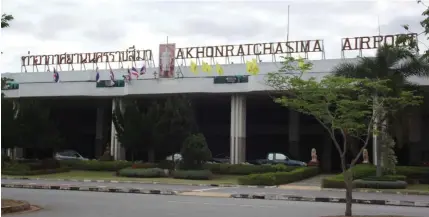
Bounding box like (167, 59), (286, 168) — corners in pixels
(2, 167), (70, 176)
(118, 168), (167, 178)
(204, 163), (296, 175)
(321, 165), (429, 189)
(172, 170), (213, 180)
(59, 160), (298, 175)
(237, 167), (319, 186)
(353, 179), (407, 189)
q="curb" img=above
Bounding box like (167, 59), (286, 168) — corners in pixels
(1, 200), (31, 214)
(1, 183), (177, 195)
(1, 176), (275, 189)
(320, 187), (429, 196)
(230, 193), (429, 208)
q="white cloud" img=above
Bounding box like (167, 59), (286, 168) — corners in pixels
(0, 0), (426, 73)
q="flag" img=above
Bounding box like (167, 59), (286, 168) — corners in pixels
(140, 64), (146, 75)
(53, 68), (60, 83)
(216, 63), (224, 75)
(95, 67), (100, 83)
(123, 68), (131, 83)
(246, 58), (259, 75)
(130, 67), (139, 78)
(190, 61), (198, 75)
(202, 61), (212, 74)
(109, 68), (115, 86)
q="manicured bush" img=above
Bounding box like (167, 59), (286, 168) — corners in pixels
(118, 168), (166, 178)
(321, 164), (376, 189)
(172, 170), (213, 180)
(396, 166), (429, 178)
(60, 160), (134, 171)
(26, 159), (61, 170)
(353, 179), (407, 189)
(238, 166), (319, 186)
(205, 163), (296, 175)
(362, 175), (406, 182)
(158, 160), (176, 170)
(2, 167), (70, 176)
(131, 162), (158, 169)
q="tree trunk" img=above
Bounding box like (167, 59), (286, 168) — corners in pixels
(342, 157), (353, 216)
(148, 149), (155, 163)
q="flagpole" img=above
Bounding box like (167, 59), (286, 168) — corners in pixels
(286, 5), (291, 56)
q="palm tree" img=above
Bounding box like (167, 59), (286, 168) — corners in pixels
(1, 14), (14, 28)
(333, 45), (429, 173)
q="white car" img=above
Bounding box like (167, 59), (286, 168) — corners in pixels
(54, 150), (88, 161)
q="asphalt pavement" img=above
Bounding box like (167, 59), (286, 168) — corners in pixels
(2, 188), (428, 217)
(3, 178), (429, 202)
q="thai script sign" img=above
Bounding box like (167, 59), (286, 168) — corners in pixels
(21, 49), (153, 66)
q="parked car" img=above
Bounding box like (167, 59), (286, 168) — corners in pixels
(165, 153), (182, 162)
(54, 150), (88, 161)
(211, 153), (230, 164)
(250, 152), (307, 166)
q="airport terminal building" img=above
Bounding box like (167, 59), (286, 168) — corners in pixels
(2, 33), (429, 171)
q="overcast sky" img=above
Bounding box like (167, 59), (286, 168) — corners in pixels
(1, 0), (427, 73)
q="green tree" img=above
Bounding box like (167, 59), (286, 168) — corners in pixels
(265, 57), (422, 216)
(181, 133), (212, 170)
(333, 45), (429, 175)
(1, 13), (13, 28)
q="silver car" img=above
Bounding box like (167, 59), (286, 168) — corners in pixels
(54, 150), (88, 161)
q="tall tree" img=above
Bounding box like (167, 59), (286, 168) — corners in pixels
(333, 45), (429, 175)
(265, 57), (422, 216)
(1, 13), (14, 28)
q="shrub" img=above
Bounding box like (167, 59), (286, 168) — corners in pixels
(173, 170), (213, 180)
(60, 160), (133, 171)
(3, 162), (30, 171)
(205, 163), (296, 175)
(131, 163), (158, 169)
(238, 167), (319, 186)
(118, 168), (166, 178)
(353, 179), (407, 189)
(396, 166), (429, 179)
(321, 164), (376, 189)
(2, 167), (70, 176)
(26, 159), (60, 170)
(158, 160), (176, 170)
(362, 175), (406, 181)
(181, 134), (212, 170)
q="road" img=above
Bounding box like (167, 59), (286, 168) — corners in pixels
(2, 188), (428, 217)
(3, 179), (429, 202)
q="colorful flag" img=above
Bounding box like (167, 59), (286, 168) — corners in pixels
(95, 67), (100, 83)
(202, 61), (212, 74)
(216, 63), (224, 75)
(130, 67), (139, 78)
(53, 68), (60, 83)
(246, 58), (259, 75)
(140, 64), (146, 75)
(190, 61), (198, 75)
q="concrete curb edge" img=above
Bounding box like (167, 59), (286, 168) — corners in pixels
(1, 176), (276, 188)
(230, 193), (429, 208)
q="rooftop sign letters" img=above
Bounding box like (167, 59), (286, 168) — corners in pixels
(175, 40), (324, 59)
(341, 33), (418, 51)
(21, 48), (153, 66)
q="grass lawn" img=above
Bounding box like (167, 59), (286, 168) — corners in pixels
(2, 170), (241, 185)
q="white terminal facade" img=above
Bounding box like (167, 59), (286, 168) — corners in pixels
(2, 33), (429, 165)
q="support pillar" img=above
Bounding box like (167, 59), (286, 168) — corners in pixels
(230, 94), (246, 164)
(288, 110), (300, 159)
(95, 107), (105, 158)
(111, 98), (125, 161)
(13, 148), (23, 159)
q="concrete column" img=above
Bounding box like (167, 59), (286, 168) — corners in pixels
(95, 107), (105, 158)
(288, 110), (300, 159)
(13, 148), (23, 159)
(230, 94), (246, 164)
(111, 98), (126, 161)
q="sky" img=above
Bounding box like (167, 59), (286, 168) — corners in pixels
(0, 0), (428, 73)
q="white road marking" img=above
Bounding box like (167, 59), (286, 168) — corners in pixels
(192, 187), (222, 192)
(167, 200), (277, 208)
